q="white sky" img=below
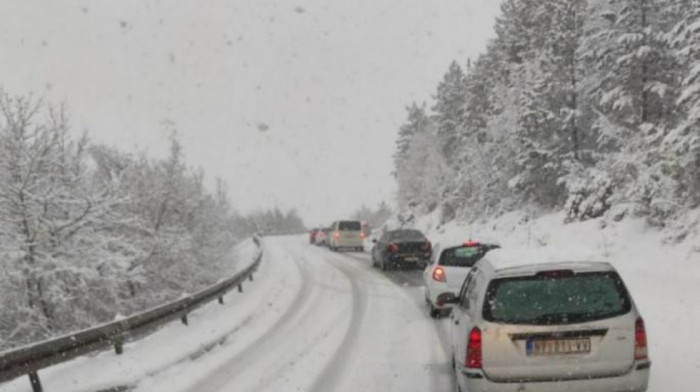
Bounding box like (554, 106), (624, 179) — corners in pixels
(0, 0), (501, 226)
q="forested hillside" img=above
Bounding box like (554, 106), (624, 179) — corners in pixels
(0, 94), (254, 350)
(394, 0), (700, 229)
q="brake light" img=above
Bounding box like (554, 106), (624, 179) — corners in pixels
(333, 232), (340, 239)
(465, 327), (482, 369)
(388, 243), (398, 253)
(432, 267), (446, 282)
(360, 232), (365, 239)
(635, 317), (648, 360)
(464, 240), (480, 247)
(535, 270), (575, 278)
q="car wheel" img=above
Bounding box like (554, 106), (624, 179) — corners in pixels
(429, 304), (441, 319)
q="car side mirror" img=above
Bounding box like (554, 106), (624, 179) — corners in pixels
(436, 292), (459, 307)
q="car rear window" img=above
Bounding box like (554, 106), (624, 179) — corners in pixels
(339, 221), (361, 231)
(388, 229), (425, 241)
(483, 272), (632, 325)
(439, 246), (489, 267)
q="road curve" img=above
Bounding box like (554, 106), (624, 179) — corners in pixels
(133, 235), (452, 392)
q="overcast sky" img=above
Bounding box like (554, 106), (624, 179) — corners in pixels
(0, 0), (501, 226)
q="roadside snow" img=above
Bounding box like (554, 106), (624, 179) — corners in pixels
(0, 238), (261, 392)
(412, 209), (700, 392)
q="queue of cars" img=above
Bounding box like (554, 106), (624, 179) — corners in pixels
(308, 225), (651, 391)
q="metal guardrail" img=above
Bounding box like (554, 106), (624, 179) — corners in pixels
(0, 236), (263, 392)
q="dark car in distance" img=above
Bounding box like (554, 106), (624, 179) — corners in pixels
(371, 229), (431, 271)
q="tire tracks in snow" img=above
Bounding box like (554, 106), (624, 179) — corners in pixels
(185, 243), (315, 392)
(341, 251), (456, 392)
(307, 250), (369, 392)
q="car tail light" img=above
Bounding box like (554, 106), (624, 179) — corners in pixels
(432, 267), (446, 282)
(360, 232), (365, 239)
(635, 317), (648, 360)
(465, 327), (482, 369)
(464, 240), (480, 247)
(388, 243), (398, 253)
(333, 232), (340, 239)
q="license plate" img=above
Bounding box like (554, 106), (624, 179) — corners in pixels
(526, 338), (591, 356)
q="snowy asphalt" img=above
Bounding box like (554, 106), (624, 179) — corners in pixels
(135, 235), (455, 392)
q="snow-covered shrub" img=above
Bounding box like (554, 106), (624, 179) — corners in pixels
(563, 169), (614, 223)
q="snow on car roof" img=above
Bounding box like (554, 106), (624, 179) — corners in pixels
(433, 239), (501, 253)
(479, 247), (614, 276)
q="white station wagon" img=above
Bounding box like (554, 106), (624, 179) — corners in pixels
(438, 254), (650, 392)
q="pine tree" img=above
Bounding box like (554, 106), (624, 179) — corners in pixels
(394, 103), (429, 168)
(668, 0), (700, 205)
(432, 61), (468, 166)
(589, 0), (678, 128)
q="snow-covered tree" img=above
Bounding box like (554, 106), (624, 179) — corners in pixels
(432, 61), (468, 166)
(0, 93), (241, 350)
(0, 94), (126, 345)
(667, 0), (700, 205)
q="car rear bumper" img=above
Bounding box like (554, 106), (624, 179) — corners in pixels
(332, 239), (363, 248)
(458, 361), (650, 392)
(389, 254), (429, 264)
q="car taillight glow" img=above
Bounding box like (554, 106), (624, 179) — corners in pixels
(360, 232), (365, 239)
(432, 267), (446, 282)
(465, 327), (482, 369)
(464, 240), (480, 247)
(333, 232), (340, 239)
(388, 243), (398, 253)
(635, 317), (648, 360)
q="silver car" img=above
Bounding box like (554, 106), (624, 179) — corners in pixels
(438, 256), (650, 392)
(328, 220), (364, 251)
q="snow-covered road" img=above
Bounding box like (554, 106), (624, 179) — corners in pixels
(2, 224), (693, 392)
(136, 235), (453, 392)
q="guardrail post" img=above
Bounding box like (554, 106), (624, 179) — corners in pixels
(29, 371), (43, 392)
(114, 339), (124, 355)
(238, 283), (243, 293)
(181, 314), (189, 326)
(218, 296), (224, 304)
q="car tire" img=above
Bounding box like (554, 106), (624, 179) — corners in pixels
(429, 304), (441, 319)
